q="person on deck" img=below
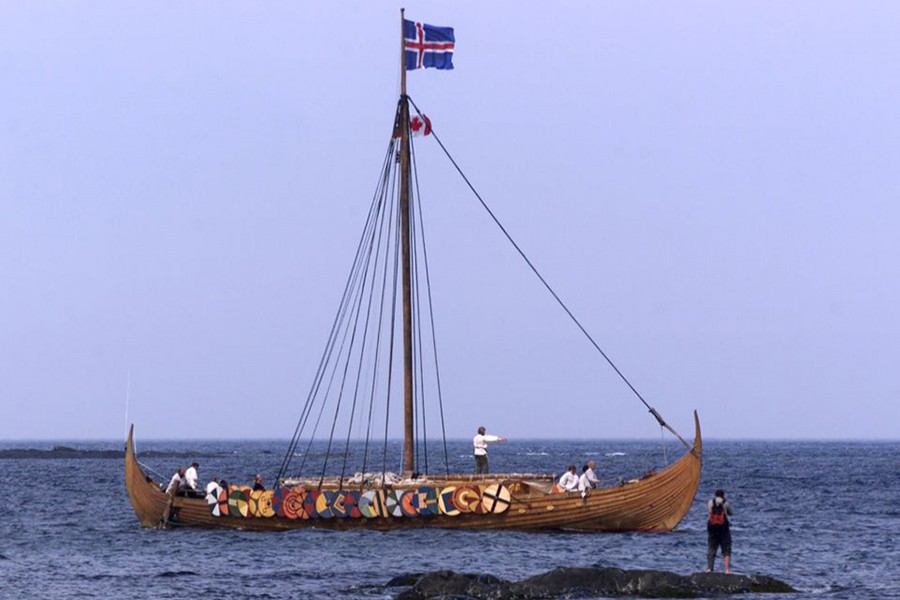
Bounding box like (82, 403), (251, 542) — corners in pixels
(558, 464), (579, 492)
(205, 479), (221, 497)
(184, 462), (199, 492)
(253, 474), (265, 491)
(578, 464), (598, 494)
(165, 467), (185, 495)
(584, 460), (600, 488)
(473, 426), (507, 475)
(161, 467), (186, 527)
(707, 489), (734, 574)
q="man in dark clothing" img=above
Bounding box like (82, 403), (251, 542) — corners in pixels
(253, 474), (265, 491)
(707, 488), (733, 574)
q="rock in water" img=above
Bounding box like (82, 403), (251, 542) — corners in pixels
(386, 573), (425, 588)
(393, 567), (796, 599)
(690, 572), (796, 594)
(396, 571), (509, 600)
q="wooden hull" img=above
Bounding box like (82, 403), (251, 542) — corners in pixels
(124, 412), (702, 532)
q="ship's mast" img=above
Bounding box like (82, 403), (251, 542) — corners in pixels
(399, 9), (415, 475)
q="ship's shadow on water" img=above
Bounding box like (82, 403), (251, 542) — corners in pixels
(0, 439), (897, 599)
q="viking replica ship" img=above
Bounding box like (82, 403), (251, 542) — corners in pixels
(125, 12), (702, 532)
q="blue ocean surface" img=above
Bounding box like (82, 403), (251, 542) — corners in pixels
(0, 438), (897, 599)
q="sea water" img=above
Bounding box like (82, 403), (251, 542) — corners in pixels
(0, 439), (897, 599)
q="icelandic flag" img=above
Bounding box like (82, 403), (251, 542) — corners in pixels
(404, 20), (455, 70)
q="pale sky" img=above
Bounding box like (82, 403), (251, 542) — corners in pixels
(1, 2), (898, 441)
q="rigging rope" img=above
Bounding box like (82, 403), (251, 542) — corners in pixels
(319, 140), (397, 488)
(382, 184), (403, 484)
(410, 134), (426, 475)
(138, 460), (168, 482)
(407, 96), (691, 451)
(318, 206), (376, 484)
(298, 153), (390, 479)
(411, 130), (451, 475)
(276, 96), (459, 484)
(276, 135), (398, 484)
(361, 148), (400, 485)
(339, 160), (396, 486)
(279, 91), (686, 485)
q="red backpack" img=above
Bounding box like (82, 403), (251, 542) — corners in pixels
(708, 501), (727, 526)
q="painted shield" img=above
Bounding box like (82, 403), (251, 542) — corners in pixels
(416, 486), (439, 516)
(358, 490), (384, 518)
(227, 487), (249, 518)
(216, 487), (230, 517)
(399, 489), (419, 517)
(248, 490), (265, 517)
(205, 483), (223, 516)
(384, 490), (403, 517)
(331, 490), (351, 519)
(316, 490), (335, 519)
(452, 485), (482, 514)
(481, 483), (511, 514)
(257, 490), (275, 517)
(272, 486), (289, 518)
(303, 490), (320, 519)
(344, 490), (362, 518)
(437, 486), (459, 516)
(471, 485), (487, 514)
(282, 488), (307, 520)
(240, 486), (254, 517)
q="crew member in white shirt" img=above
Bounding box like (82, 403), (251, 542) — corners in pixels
(578, 465), (594, 497)
(473, 426), (507, 474)
(161, 467), (185, 528)
(579, 460), (600, 491)
(165, 467), (185, 495)
(184, 462), (200, 492)
(558, 464), (579, 492)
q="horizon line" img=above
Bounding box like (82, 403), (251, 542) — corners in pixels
(1, 436), (897, 444)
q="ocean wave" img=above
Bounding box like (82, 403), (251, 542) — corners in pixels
(9, 439), (898, 600)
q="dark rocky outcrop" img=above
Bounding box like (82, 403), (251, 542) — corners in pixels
(0, 446), (222, 459)
(386, 574), (426, 588)
(0, 446), (124, 459)
(394, 567), (795, 599)
(396, 571), (510, 600)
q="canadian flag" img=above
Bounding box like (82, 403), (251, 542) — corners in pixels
(410, 114), (432, 137)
